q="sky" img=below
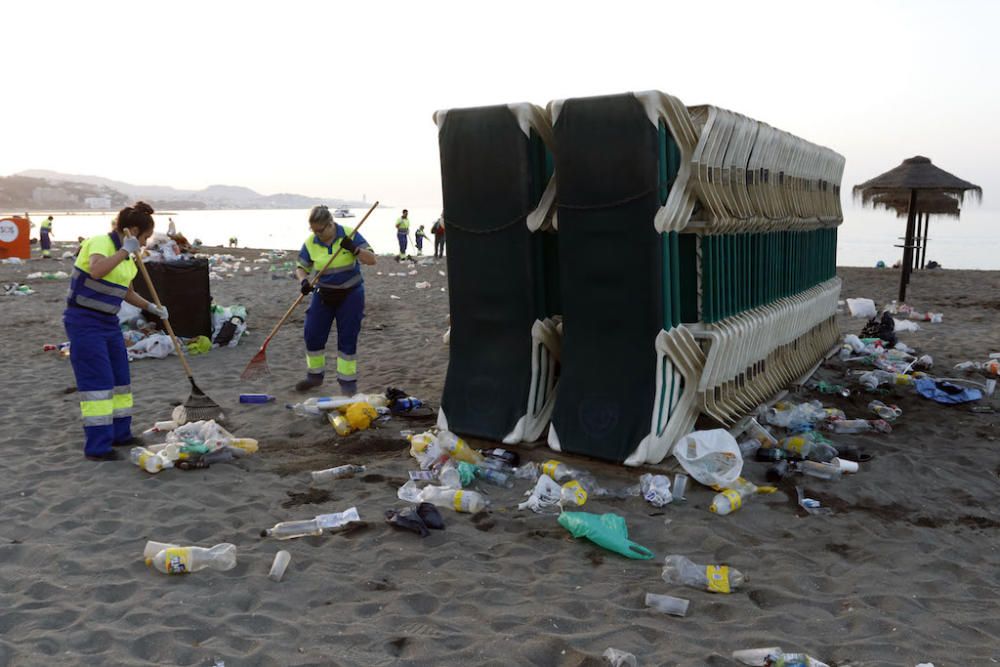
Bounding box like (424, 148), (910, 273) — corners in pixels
(4, 0), (998, 208)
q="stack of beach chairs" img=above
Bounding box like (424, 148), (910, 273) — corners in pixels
(435, 91), (845, 466)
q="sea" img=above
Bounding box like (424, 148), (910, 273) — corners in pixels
(5, 204), (997, 270)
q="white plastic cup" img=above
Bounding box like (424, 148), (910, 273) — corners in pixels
(833, 457), (859, 473)
(269, 550), (291, 582)
(644, 592), (689, 617)
(731, 647), (783, 666)
(672, 473), (688, 501)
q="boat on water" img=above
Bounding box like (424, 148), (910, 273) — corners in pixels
(333, 207), (354, 218)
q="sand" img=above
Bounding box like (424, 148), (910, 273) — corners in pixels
(1, 244), (998, 667)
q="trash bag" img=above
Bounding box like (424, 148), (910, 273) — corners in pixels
(860, 312), (897, 346)
(385, 507), (429, 537)
(557, 511), (654, 560)
(914, 378), (982, 405)
(673, 429), (743, 488)
(415, 502), (445, 529)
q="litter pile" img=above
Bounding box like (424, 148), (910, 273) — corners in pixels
(133, 418), (258, 474)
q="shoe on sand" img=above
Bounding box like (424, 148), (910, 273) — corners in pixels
(85, 450), (122, 462)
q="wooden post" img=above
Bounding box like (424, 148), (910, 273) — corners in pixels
(921, 213), (931, 269)
(898, 189), (918, 302)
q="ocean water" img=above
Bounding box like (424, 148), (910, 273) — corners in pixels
(7, 204), (997, 270)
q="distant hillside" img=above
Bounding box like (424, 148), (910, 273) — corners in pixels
(5, 170), (365, 210)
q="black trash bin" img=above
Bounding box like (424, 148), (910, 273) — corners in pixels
(133, 258), (212, 338)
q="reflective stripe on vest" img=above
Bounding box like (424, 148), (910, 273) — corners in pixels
(67, 233), (137, 314)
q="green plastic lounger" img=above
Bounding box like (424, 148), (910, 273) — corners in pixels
(433, 103), (560, 443)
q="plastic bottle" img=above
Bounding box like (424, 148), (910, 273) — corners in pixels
(766, 459), (791, 483)
(436, 431), (484, 465)
(644, 592), (689, 617)
(476, 466), (515, 488)
(540, 459), (573, 482)
(777, 434), (838, 462)
(311, 464), (366, 484)
(756, 447), (793, 462)
(709, 478), (760, 515)
(811, 380), (851, 398)
(795, 460), (843, 480)
(419, 485), (488, 513)
(261, 507), (361, 539)
(143, 540), (178, 559)
(286, 399), (324, 417)
(858, 370), (914, 390)
(437, 460), (463, 488)
(268, 550), (291, 582)
(147, 543), (237, 574)
(240, 394), (275, 404)
(738, 439), (761, 459)
(824, 418), (891, 435)
(661, 554), (746, 593)
(227, 438), (259, 455)
(130, 447), (171, 474)
(868, 400), (902, 421)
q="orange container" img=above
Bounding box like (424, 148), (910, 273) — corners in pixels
(0, 217), (31, 259)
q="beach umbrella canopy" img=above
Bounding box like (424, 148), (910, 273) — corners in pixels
(870, 191), (961, 219)
(853, 156), (981, 300)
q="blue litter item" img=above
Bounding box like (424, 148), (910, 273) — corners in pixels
(914, 377), (982, 404)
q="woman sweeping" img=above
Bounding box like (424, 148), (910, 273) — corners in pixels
(294, 205), (376, 395)
(64, 202), (168, 461)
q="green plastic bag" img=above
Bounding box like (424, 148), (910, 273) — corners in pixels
(557, 511), (654, 560)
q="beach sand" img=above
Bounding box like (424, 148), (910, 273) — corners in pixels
(1, 245), (998, 666)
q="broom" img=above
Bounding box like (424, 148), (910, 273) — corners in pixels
(240, 201), (379, 382)
(133, 247), (224, 422)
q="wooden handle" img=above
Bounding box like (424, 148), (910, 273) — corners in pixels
(133, 250), (196, 379)
(258, 201), (380, 347)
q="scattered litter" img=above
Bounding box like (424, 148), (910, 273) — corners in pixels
(268, 551), (291, 582)
(557, 511), (653, 559)
(415, 281), (431, 289)
(661, 554), (744, 592)
(644, 592), (689, 617)
(894, 319), (920, 332)
(732, 647), (783, 666)
(25, 270), (70, 280)
(146, 543), (237, 575)
(845, 297), (877, 318)
(390, 294), (401, 299)
(639, 474), (672, 507)
(261, 507), (361, 539)
(602, 647), (637, 667)
(2, 282), (34, 296)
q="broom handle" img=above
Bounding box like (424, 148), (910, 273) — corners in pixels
(257, 201), (379, 347)
(131, 243), (196, 380)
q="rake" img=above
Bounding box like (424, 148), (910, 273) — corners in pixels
(133, 249), (225, 422)
(240, 201), (379, 382)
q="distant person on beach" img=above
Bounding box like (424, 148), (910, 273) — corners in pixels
(39, 216), (54, 258)
(64, 202), (168, 461)
(228, 237), (238, 248)
(167, 218), (177, 236)
(431, 216), (445, 258)
(414, 225), (427, 255)
(294, 205), (376, 395)
(395, 209), (410, 258)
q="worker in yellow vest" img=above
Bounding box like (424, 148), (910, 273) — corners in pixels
(395, 209), (410, 258)
(64, 203), (168, 460)
(294, 205), (376, 394)
(40, 216), (54, 258)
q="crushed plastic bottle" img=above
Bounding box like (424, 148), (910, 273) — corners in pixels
(858, 369), (916, 390)
(709, 478), (757, 515)
(776, 433), (839, 462)
(868, 400), (902, 421)
(823, 418), (891, 434)
(147, 543), (237, 575)
(419, 485), (488, 513)
(311, 464), (366, 484)
(476, 465), (514, 488)
(261, 507), (361, 539)
(130, 447), (172, 474)
(661, 554), (746, 593)
(794, 460), (843, 481)
(639, 474), (673, 507)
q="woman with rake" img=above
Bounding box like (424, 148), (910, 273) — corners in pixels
(64, 202), (168, 461)
(294, 205), (376, 395)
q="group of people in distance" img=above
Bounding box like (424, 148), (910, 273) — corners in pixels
(394, 209), (446, 259)
(63, 203), (447, 461)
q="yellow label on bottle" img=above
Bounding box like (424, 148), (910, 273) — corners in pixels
(138, 452), (151, 468)
(453, 490), (464, 512)
(784, 437), (805, 455)
(722, 488), (742, 511)
(163, 547), (191, 574)
(706, 565), (731, 593)
(561, 480), (587, 506)
(542, 460), (561, 478)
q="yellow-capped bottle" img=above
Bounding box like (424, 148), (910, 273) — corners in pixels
(435, 430), (483, 465)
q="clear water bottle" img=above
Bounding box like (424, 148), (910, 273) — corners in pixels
(419, 485), (488, 513)
(867, 400), (902, 421)
(261, 508), (361, 539)
(147, 543), (237, 575)
(540, 459), (573, 482)
(311, 464), (366, 484)
(661, 554), (746, 593)
(778, 434), (838, 462)
(825, 418), (891, 434)
(476, 466), (514, 489)
(130, 447), (170, 474)
(709, 478), (758, 515)
(794, 460), (842, 480)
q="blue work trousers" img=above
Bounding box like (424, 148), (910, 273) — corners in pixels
(304, 286), (365, 382)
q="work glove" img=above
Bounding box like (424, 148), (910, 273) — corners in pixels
(340, 235), (358, 255)
(147, 303), (169, 320)
(122, 235), (141, 255)
(300, 278), (313, 296)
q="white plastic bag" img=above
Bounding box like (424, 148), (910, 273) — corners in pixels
(846, 297), (877, 318)
(673, 429), (743, 488)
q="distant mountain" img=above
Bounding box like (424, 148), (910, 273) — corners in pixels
(7, 170), (365, 210)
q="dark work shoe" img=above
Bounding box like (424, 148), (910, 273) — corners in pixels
(113, 435), (145, 448)
(85, 450), (122, 462)
(295, 376), (324, 392)
(337, 380), (358, 397)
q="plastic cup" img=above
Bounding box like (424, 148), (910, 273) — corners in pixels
(644, 592), (689, 617)
(269, 550), (291, 582)
(833, 457), (859, 473)
(672, 473), (688, 501)
(731, 647), (783, 666)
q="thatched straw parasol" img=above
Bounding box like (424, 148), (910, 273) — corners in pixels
(871, 191), (962, 269)
(854, 156), (981, 301)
